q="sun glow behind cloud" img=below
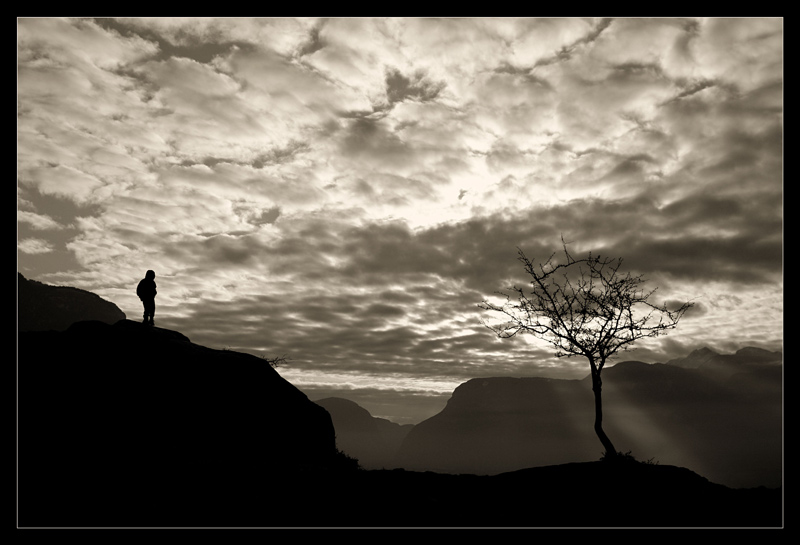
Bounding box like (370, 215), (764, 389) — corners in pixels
(18, 17), (782, 423)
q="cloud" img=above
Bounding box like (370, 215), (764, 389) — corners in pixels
(384, 67), (446, 106)
(20, 165), (106, 204)
(690, 18), (783, 89)
(338, 117), (412, 164)
(158, 178), (777, 364)
(18, 18), (158, 70)
(18, 238), (55, 255)
(96, 178), (779, 377)
(239, 204), (281, 226)
(17, 211), (65, 231)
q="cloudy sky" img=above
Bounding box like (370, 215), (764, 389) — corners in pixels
(17, 18), (783, 424)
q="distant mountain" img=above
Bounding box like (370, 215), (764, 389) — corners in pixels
(665, 346), (720, 368)
(666, 346), (782, 377)
(18, 273), (126, 331)
(395, 376), (598, 476)
(396, 353), (782, 489)
(18, 319), (344, 527)
(314, 397), (413, 469)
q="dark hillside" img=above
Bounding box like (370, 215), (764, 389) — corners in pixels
(18, 320), (339, 527)
(18, 273), (126, 331)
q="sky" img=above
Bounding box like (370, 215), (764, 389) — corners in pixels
(17, 17), (783, 424)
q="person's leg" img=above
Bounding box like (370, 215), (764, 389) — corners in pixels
(143, 299), (155, 325)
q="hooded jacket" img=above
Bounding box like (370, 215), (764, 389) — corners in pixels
(136, 271), (157, 300)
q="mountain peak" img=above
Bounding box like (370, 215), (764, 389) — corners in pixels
(666, 347), (719, 368)
(690, 346), (719, 357)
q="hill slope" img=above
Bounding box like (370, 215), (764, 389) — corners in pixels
(18, 319), (340, 527)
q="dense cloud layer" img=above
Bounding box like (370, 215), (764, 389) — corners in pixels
(18, 18), (782, 423)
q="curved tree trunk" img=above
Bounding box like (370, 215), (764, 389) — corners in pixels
(590, 368), (617, 458)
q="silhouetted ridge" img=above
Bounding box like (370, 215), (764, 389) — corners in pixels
(18, 273), (126, 331)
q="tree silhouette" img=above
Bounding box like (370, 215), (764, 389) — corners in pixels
(480, 240), (693, 459)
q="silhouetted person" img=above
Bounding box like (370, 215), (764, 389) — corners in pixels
(136, 270), (157, 326)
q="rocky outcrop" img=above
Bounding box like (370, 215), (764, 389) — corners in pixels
(17, 273), (126, 331)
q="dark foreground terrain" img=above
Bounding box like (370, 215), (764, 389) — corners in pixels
(18, 320), (782, 528)
(19, 460), (782, 528)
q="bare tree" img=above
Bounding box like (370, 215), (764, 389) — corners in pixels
(260, 354), (291, 369)
(480, 241), (693, 459)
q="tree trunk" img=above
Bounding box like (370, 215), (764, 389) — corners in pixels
(591, 369), (617, 458)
